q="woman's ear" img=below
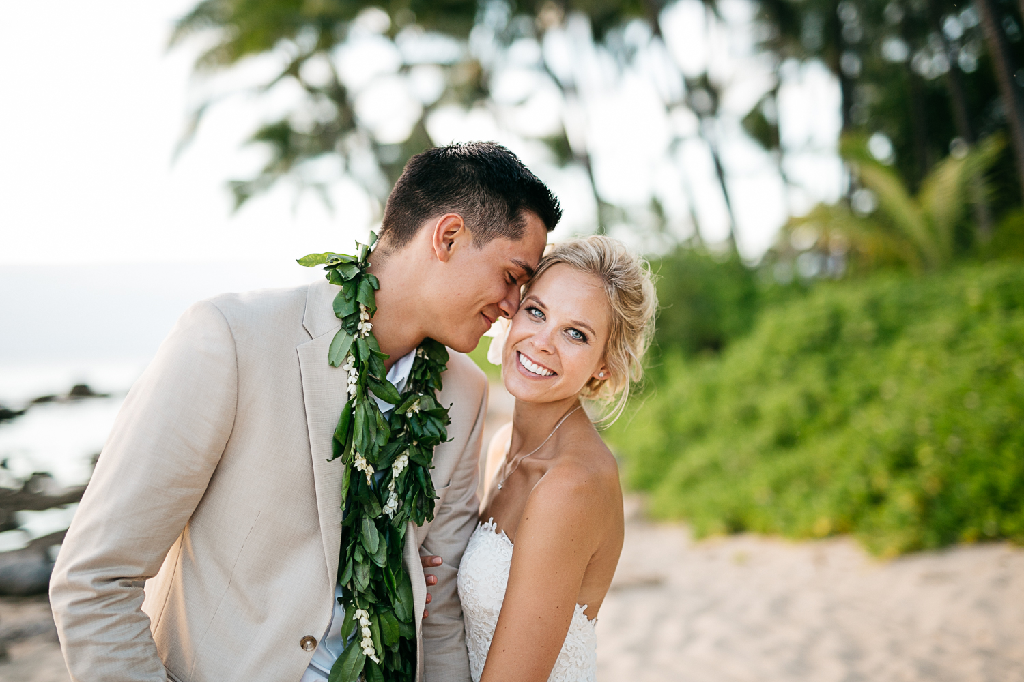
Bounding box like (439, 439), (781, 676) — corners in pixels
(592, 360), (610, 383)
(431, 213), (466, 263)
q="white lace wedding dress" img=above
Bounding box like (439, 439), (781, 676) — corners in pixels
(457, 519), (597, 682)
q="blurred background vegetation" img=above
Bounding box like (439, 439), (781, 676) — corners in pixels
(173, 0), (1024, 554)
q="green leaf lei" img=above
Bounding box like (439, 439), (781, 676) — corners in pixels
(299, 233), (451, 682)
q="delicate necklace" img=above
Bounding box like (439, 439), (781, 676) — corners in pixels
(497, 404), (583, 490)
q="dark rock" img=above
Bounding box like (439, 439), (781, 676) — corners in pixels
(29, 395), (57, 404)
(68, 383), (109, 399)
(0, 561), (53, 597)
(0, 406), (26, 425)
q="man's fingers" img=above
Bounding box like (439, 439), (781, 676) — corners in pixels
(423, 609), (429, 619)
(425, 593), (432, 604)
(420, 555), (443, 568)
(425, 574), (438, 586)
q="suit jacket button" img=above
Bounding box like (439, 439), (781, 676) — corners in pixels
(300, 636), (317, 652)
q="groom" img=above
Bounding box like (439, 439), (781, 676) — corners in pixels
(50, 142), (561, 682)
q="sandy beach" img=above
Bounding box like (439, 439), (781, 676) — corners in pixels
(3, 384), (1023, 681)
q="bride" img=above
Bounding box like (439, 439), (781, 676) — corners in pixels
(457, 236), (657, 682)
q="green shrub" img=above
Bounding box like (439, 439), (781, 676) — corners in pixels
(608, 262), (1024, 556)
(649, 248), (761, 359)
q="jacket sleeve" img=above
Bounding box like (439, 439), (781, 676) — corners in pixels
(419, 377), (487, 682)
(50, 300), (238, 682)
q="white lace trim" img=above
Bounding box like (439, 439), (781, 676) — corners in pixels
(457, 519), (597, 682)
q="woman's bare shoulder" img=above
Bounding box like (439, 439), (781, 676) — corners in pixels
(528, 432), (621, 522)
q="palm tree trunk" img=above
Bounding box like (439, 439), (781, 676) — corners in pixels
(641, 0), (739, 253)
(927, 0), (993, 239)
(975, 0), (1024, 201)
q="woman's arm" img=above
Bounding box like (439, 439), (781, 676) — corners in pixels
(480, 466), (607, 682)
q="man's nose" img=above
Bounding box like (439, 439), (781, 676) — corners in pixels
(499, 286), (520, 318)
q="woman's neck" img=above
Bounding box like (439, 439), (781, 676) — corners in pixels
(509, 396), (584, 458)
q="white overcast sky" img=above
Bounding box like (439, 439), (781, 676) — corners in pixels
(0, 0), (841, 268)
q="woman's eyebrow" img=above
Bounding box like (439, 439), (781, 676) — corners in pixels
(511, 258), (536, 279)
(571, 319), (597, 336)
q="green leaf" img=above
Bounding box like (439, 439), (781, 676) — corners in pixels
(368, 353), (387, 381)
(368, 376), (402, 406)
(365, 661), (384, 682)
(354, 403), (369, 455)
(328, 638), (365, 682)
(354, 558), (370, 592)
(376, 442), (402, 470)
(357, 277), (377, 314)
(366, 273), (380, 290)
(369, 533), (388, 567)
(379, 610), (400, 647)
(370, 613), (383, 657)
(333, 292), (358, 318)
(421, 338), (449, 364)
(340, 602), (357, 641)
(361, 516), (380, 555)
(339, 556), (354, 588)
(334, 401), (352, 444)
(328, 330), (354, 367)
(398, 618), (416, 640)
(394, 569), (414, 623)
(340, 464), (351, 508)
(330, 262), (360, 280)
(297, 253), (331, 267)
(394, 395), (418, 415)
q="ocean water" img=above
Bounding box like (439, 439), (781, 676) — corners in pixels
(0, 261), (324, 546)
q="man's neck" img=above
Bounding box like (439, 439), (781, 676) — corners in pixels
(366, 251), (427, 371)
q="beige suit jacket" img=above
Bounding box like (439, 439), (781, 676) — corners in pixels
(50, 279), (485, 682)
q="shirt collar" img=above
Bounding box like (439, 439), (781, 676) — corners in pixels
(372, 348), (417, 415)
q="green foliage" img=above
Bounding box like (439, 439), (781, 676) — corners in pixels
(649, 247), (761, 358)
(608, 262), (1024, 557)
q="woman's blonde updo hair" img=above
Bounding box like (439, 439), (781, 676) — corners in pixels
(525, 235), (657, 423)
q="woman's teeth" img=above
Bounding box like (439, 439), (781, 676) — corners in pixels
(519, 353), (554, 377)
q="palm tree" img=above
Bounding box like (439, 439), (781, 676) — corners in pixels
(780, 134), (1004, 272)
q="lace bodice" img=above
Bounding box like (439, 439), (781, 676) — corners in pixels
(457, 520), (597, 682)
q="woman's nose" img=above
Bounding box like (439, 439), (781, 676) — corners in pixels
(531, 323), (556, 353)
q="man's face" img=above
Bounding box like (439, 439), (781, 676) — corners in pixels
(432, 211), (548, 354)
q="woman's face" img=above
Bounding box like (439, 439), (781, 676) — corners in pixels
(501, 263), (611, 404)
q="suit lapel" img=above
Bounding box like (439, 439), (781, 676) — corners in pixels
(298, 279), (346, 581)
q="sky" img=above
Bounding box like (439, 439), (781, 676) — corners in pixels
(0, 0), (842, 269)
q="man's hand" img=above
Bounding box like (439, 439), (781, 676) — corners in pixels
(421, 554), (442, 618)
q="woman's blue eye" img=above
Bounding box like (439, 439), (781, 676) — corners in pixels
(527, 307), (544, 320)
(567, 328), (587, 342)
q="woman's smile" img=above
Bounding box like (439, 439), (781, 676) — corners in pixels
(516, 351), (556, 378)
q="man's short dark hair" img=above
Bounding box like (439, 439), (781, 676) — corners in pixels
(378, 142), (562, 252)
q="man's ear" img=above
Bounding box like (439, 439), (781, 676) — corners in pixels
(431, 213), (466, 263)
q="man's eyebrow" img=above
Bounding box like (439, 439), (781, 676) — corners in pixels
(511, 259), (536, 280)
